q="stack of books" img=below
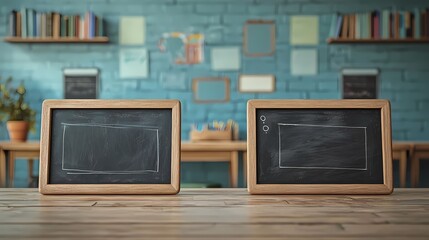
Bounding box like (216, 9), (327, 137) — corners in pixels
(329, 8), (429, 40)
(9, 8), (103, 39)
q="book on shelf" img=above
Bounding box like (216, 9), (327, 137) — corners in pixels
(7, 8), (105, 39)
(20, 8), (26, 38)
(382, 10), (389, 39)
(355, 13), (360, 39)
(36, 12), (40, 37)
(335, 15), (343, 38)
(329, 7), (429, 40)
(16, 12), (22, 37)
(9, 10), (16, 37)
(415, 8), (421, 38)
(341, 15), (348, 39)
(27, 9), (33, 38)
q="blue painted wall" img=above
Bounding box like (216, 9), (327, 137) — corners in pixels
(1, 0), (428, 187)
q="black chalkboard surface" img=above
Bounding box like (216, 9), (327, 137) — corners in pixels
(342, 68), (379, 99)
(63, 68), (99, 99)
(247, 100), (393, 195)
(64, 76), (98, 99)
(39, 100), (181, 195)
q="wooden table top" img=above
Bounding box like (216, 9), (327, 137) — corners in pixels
(392, 141), (415, 150)
(0, 141), (248, 152)
(0, 188), (428, 239)
(414, 142), (429, 150)
(3, 140), (427, 152)
(0, 141), (40, 151)
(393, 141), (429, 151)
(181, 141), (247, 151)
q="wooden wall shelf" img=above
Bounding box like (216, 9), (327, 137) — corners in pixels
(4, 37), (109, 43)
(327, 38), (429, 44)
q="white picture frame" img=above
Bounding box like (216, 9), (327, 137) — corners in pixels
(238, 75), (275, 93)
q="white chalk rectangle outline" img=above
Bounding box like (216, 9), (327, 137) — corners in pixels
(61, 123), (160, 174)
(278, 123), (368, 171)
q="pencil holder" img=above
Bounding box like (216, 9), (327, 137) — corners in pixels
(190, 129), (232, 141)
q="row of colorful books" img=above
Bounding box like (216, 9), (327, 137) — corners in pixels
(9, 9), (104, 39)
(329, 8), (429, 39)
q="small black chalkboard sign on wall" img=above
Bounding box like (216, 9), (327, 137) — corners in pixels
(342, 68), (379, 99)
(247, 100), (393, 195)
(39, 100), (181, 195)
(64, 68), (99, 99)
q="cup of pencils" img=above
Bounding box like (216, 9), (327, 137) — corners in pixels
(190, 120), (237, 141)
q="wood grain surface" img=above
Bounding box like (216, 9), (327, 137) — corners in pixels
(4, 37), (109, 43)
(0, 188), (428, 239)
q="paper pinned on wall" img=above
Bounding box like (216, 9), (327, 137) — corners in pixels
(290, 16), (319, 45)
(119, 48), (149, 79)
(119, 16), (145, 45)
(291, 49), (318, 76)
(160, 72), (188, 90)
(211, 47), (240, 71)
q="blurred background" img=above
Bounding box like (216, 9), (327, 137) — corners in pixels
(0, 0), (428, 188)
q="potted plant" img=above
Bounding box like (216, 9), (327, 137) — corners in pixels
(0, 76), (36, 142)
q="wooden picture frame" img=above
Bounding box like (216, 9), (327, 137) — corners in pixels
(39, 100), (181, 194)
(192, 77), (230, 103)
(243, 20), (276, 57)
(247, 100), (393, 195)
(238, 75), (275, 93)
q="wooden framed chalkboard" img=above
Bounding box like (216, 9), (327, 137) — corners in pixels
(247, 100), (393, 194)
(39, 100), (181, 195)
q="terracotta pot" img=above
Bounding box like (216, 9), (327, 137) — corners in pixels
(6, 121), (29, 142)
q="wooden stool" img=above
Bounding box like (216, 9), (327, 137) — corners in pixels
(182, 125), (246, 188)
(392, 142), (413, 188)
(411, 142), (429, 188)
(0, 142), (40, 188)
(8, 152), (37, 187)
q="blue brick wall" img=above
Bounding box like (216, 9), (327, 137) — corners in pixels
(1, 0), (428, 187)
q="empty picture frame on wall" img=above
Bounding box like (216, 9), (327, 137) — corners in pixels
(192, 77), (230, 103)
(243, 20), (275, 57)
(211, 47), (241, 71)
(239, 75), (275, 93)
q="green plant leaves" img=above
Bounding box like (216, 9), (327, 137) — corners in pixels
(0, 76), (36, 132)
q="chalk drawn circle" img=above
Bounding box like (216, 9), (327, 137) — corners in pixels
(263, 125), (269, 132)
(260, 115), (266, 122)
